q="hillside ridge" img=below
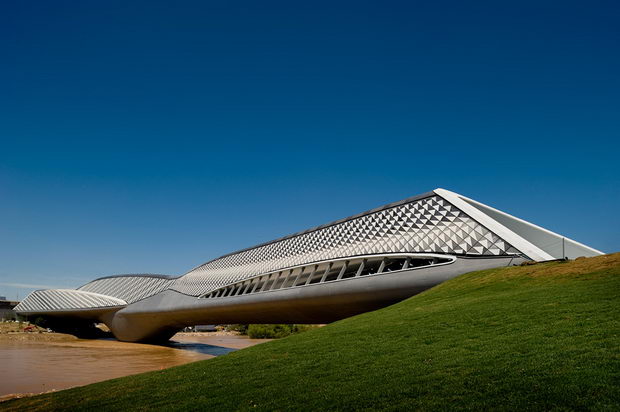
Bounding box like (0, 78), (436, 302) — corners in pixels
(3, 253), (619, 411)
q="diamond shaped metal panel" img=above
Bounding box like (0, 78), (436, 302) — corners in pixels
(78, 275), (173, 304)
(14, 289), (126, 312)
(171, 195), (521, 296)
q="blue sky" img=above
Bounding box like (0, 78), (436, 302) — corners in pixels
(1, 1), (618, 300)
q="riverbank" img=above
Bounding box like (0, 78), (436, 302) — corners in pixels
(0, 330), (269, 401)
(4, 253), (618, 411)
(0, 320), (77, 343)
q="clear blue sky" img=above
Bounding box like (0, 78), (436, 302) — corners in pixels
(1, 1), (618, 300)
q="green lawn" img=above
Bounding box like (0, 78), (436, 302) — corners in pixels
(4, 254), (619, 411)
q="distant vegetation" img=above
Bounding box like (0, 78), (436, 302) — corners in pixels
(4, 253), (619, 411)
(226, 323), (319, 338)
(246, 324), (318, 339)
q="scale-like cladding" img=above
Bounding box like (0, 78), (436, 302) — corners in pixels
(14, 289), (126, 312)
(15, 274), (173, 316)
(171, 193), (521, 297)
(14, 189), (603, 342)
(78, 275), (174, 304)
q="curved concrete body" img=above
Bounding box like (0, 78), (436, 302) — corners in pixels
(105, 256), (521, 341)
(15, 189), (602, 342)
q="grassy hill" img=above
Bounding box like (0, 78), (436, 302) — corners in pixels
(4, 254), (619, 411)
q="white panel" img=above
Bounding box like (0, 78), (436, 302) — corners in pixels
(435, 189), (602, 260)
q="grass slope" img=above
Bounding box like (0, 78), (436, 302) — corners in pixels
(4, 254), (620, 411)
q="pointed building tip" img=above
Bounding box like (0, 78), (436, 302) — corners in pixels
(434, 188), (454, 196)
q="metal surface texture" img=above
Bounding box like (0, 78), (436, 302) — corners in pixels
(14, 189), (602, 342)
(14, 289), (126, 312)
(78, 275), (174, 304)
(172, 193), (520, 296)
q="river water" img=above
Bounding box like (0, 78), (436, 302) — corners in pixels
(0, 333), (269, 398)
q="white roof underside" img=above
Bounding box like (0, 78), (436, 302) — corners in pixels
(434, 189), (603, 261)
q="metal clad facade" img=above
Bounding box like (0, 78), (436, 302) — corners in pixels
(78, 276), (173, 304)
(14, 289), (126, 312)
(171, 195), (521, 296)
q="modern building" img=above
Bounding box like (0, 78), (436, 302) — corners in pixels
(15, 189), (602, 342)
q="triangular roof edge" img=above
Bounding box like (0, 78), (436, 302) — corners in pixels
(434, 188), (603, 261)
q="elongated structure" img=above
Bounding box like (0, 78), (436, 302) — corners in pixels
(15, 189), (602, 342)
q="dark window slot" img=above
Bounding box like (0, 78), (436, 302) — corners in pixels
(409, 258), (434, 268)
(377, 258), (387, 273)
(283, 269), (299, 288)
(341, 262), (362, 279)
(207, 256), (453, 299)
(383, 258), (407, 273)
(254, 279), (266, 293)
(336, 262), (349, 280)
(355, 259), (367, 277)
(305, 266), (320, 285)
(262, 274), (278, 291)
(279, 270), (292, 288)
(271, 272), (288, 290)
(238, 283), (251, 295)
(249, 279), (259, 293)
(294, 270), (313, 286)
(359, 260), (383, 276)
(308, 268), (325, 284)
(324, 264), (343, 282)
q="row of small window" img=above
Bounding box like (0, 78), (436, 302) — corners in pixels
(200, 255), (451, 299)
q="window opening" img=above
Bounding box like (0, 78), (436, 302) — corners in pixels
(294, 267), (314, 286)
(359, 259), (383, 276)
(305, 265), (320, 285)
(341, 261), (363, 279)
(355, 259), (367, 277)
(324, 263), (343, 282)
(383, 258), (406, 272)
(377, 258), (387, 273)
(271, 272), (287, 290)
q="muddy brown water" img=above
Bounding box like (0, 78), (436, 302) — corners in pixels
(0, 333), (269, 398)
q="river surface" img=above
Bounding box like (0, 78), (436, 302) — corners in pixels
(0, 333), (269, 398)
